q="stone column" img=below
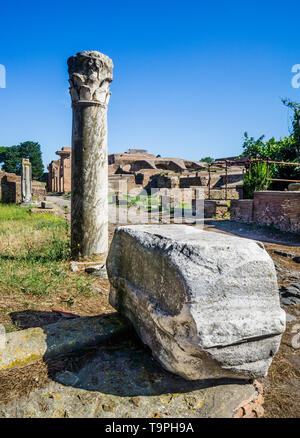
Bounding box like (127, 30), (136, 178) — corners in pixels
(21, 158), (32, 205)
(67, 51), (113, 260)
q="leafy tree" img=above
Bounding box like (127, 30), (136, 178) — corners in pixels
(0, 147), (7, 165)
(200, 157), (214, 163)
(242, 99), (300, 164)
(242, 132), (300, 190)
(2, 145), (21, 174)
(243, 161), (271, 199)
(241, 132), (297, 162)
(282, 98), (300, 162)
(241, 99), (300, 191)
(1, 141), (44, 179)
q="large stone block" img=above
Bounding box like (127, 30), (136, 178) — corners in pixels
(107, 225), (285, 380)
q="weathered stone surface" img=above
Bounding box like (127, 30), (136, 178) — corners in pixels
(280, 283), (300, 307)
(288, 183), (300, 191)
(85, 263), (108, 279)
(107, 225), (285, 380)
(21, 158), (32, 205)
(0, 335), (262, 418)
(68, 50), (113, 260)
(0, 314), (129, 371)
(41, 201), (54, 209)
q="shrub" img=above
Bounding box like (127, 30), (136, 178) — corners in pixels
(243, 161), (271, 199)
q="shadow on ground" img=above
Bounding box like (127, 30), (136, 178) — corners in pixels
(6, 310), (249, 399)
(10, 309), (78, 329)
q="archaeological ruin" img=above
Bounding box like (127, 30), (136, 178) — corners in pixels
(0, 48), (299, 420)
(0, 167), (46, 204)
(47, 147), (71, 193)
(68, 50), (113, 260)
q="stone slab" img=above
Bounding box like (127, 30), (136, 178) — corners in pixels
(0, 335), (262, 418)
(108, 225), (285, 380)
(0, 313), (130, 371)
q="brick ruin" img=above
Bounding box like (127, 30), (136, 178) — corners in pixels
(46, 148), (300, 232)
(0, 171), (46, 203)
(47, 148), (245, 200)
(47, 147), (71, 193)
(231, 191), (300, 234)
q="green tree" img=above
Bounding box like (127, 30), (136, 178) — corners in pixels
(2, 145), (21, 174)
(242, 132), (300, 190)
(1, 141), (44, 179)
(0, 146), (8, 165)
(282, 98), (300, 161)
(243, 161), (271, 199)
(200, 157), (214, 163)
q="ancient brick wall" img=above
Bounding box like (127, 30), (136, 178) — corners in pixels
(32, 182), (46, 201)
(230, 200), (254, 223)
(1, 174), (21, 203)
(208, 188), (239, 200)
(47, 147), (72, 193)
(0, 172), (4, 201)
(0, 172), (46, 203)
(230, 192), (300, 234)
(253, 191), (300, 234)
(108, 175), (137, 193)
(179, 176), (207, 188)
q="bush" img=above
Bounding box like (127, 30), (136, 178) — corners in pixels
(243, 162), (271, 199)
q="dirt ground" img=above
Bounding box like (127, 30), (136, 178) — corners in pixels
(0, 204), (300, 417)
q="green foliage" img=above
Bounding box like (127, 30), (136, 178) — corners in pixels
(243, 161), (271, 199)
(200, 157), (214, 163)
(242, 100), (300, 190)
(282, 98), (300, 161)
(242, 132), (297, 162)
(0, 146), (7, 164)
(1, 141), (44, 179)
(2, 145), (21, 174)
(242, 132), (300, 190)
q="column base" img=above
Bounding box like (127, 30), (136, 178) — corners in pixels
(70, 260), (108, 279)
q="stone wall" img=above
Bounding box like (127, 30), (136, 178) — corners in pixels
(47, 147), (71, 193)
(146, 174), (240, 199)
(230, 200), (254, 223)
(230, 192), (300, 234)
(32, 182), (46, 201)
(108, 174), (139, 193)
(193, 200), (229, 218)
(253, 191), (300, 234)
(0, 172), (21, 203)
(0, 171), (46, 203)
(179, 176), (208, 188)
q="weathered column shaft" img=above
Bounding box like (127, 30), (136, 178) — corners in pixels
(68, 51), (113, 260)
(21, 158), (32, 205)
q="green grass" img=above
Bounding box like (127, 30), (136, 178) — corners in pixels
(0, 204), (95, 297)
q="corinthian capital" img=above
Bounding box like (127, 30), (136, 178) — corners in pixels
(67, 51), (113, 106)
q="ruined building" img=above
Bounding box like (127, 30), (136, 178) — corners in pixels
(47, 147), (71, 193)
(46, 148), (245, 199)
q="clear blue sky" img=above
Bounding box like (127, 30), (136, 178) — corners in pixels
(0, 0), (300, 170)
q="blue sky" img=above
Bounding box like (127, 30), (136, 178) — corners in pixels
(0, 0), (300, 169)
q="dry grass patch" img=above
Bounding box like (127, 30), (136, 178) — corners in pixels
(0, 204), (113, 332)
